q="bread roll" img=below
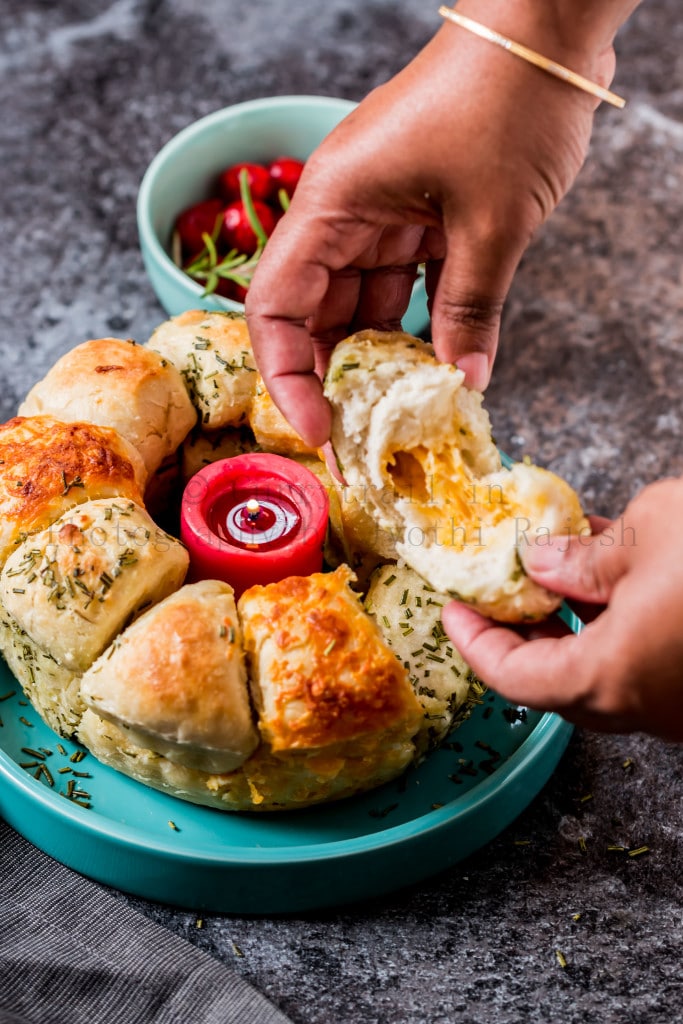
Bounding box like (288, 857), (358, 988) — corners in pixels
(0, 415), (146, 569)
(249, 379), (317, 457)
(0, 613), (82, 737)
(365, 563), (481, 753)
(238, 565), (422, 753)
(80, 581), (258, 773)
(19, 338), (197, 476)
(324, 330), (589, 621)
(180, 424), (259, 483)
(147, 310), (258, 429)
(0, 498), (189, 673)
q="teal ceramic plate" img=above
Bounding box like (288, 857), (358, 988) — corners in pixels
(0, 603), (579, 914)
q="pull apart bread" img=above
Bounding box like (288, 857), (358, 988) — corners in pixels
(0, 312), (549, 813)
(324, 330), (589, 622)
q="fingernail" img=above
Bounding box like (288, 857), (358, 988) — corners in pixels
(456, 352), (490, 392)
(520, 540), (566, 575)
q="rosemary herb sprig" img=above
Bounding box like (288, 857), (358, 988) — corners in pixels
(181, 169), (268, 297)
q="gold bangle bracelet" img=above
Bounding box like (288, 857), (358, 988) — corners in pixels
(438, 6), (626, 109)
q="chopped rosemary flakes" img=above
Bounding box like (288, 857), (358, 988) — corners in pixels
(21, 747), (45, 760)
(69, 750), (87, 763)
(382, 574), (396, 586)
(19, 717), (33, 727)
(323, 639), (336, 656)
(168, 820), (180, 831)
(628, 845), (650, 858)
(37, 764), (54, 787)
(578, 836), (587, 854)
(56, 743), (67, 756)
(555, 950), (567, 969)
(572, 913), (582, 922)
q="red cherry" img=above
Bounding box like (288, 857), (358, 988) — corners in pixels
(218, 162), (271, 203)
(174, 198), (223, 258)
(220, 200), (276, 255)
(268, 156), (305, 199)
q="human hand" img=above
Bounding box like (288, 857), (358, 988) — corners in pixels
(246, 0), (627, 446)
(441, 478), (683, 742)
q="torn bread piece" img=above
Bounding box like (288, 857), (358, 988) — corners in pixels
(80, 581), (258, 774)
(19, 337), (197, 477)
(324, 330), (589, 621)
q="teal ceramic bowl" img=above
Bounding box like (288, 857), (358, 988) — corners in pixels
(137, 95), (430, 335)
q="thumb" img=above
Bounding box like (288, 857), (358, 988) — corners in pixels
(520, 529), (631, 605)
(427, 231), (518, 391)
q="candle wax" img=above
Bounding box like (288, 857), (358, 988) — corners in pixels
(208, 490), (301, 550)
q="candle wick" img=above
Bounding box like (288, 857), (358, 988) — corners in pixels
(246, 498), (261, 522)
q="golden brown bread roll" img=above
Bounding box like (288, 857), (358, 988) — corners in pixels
(0, 415), (147, 569)
(80, 580), (259, 774)
(0, 498), (189, 673)
(238, 565), (422, 754)
(249, 380), (317, 457)
(19, 337), (197, 477)
(324, 330), (589, 622)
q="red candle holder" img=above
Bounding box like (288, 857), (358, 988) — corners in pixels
(180, 453), (330, 597)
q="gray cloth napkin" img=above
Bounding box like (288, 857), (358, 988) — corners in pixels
(0, 821), (293, 1024)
